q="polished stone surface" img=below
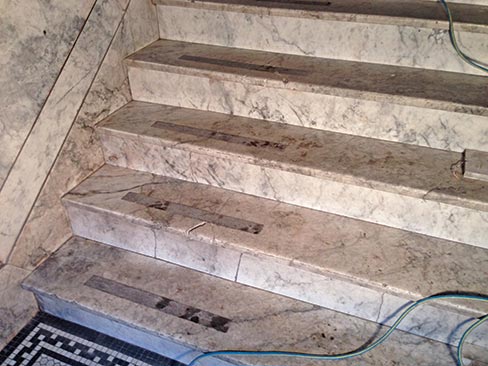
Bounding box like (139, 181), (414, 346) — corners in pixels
(155, 0), (488, 32)
(0, 0), (95, 190)
(63, 164), (488, 347)
(5, 0), (159, 270)
(127, 40), (488, 152)
(97, 102), (488, 248)
(156, 2), (488, 75)
(23, 237), (482, 365)
(0, 265), (37, 349)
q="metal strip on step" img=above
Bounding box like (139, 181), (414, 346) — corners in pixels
(179, 54), (307, 76)
(255, 0), (332, 7)
(152, 121), (286, 150)
(85, 275), (231, 333)
(122, 192), (264, 234)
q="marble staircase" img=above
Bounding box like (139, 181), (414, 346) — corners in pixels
(24, 0), (488, 365)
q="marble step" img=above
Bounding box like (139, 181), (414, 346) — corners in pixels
(22, 237), (487, 365)
(126, 39), (488, 153)
(96, 101), (488, 248)
(155, 0), (488, 76)
(62, 163), (488, 350)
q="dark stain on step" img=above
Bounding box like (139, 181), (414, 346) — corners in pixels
(152, 121), (286, 150)
(179, 54), (306, 76)
(85, 275), (231, 333)
(122, 192), (264, 234)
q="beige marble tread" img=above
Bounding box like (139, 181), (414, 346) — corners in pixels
(155, 0), (488, 33)
(63, 164), (488, 315)
(126, 40), (488, 117)
(22, 237), (482, 365)
(98, 101), (488, 212)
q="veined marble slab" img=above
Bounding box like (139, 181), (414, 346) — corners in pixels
(155, 0), (488, 32)
(22, 237), (484, 365)
(7, 0), (159, 270)
(126, 40), (488, 152)
(97, 101), (488, 248)
(0, 0), (128, 263)
(156, 3), (488, 76)
(62, 164), (488, 348)
(0, 265), (38, 349)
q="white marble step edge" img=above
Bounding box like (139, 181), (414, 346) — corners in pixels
(155, 2), (488, 76)
(98, 124), (488, 249)
(127, 61), (488, 153)
(21, 237), (486, 365)
(62, 197), (488, 351)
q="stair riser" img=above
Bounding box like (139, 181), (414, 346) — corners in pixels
(128, 67), (488, 153)
(33, 292), (235, 366)
(99, 131), (488, 249)
(63, 201), (487, 350)
(157, 5), (488, 76)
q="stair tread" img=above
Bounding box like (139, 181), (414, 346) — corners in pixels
(155, 0), (488, 33)
(22, 237), (472, 366)
(64, 164), (488, 314)
(98, 101), (488, 212)
(126, 39), (488, 116)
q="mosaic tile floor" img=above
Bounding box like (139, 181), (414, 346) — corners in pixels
(0, 313), (183, 366)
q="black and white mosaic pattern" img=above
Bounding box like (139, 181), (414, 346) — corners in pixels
(0, 313), (183, 366)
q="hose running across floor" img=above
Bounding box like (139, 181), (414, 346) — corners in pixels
(188, 294), (488, 366)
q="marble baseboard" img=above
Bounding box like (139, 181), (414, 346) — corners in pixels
(99, 126), (488, 249)
(6, 0), (159, 270)
(61, 164), (488, 349)
(128, 66), (487, 153)
(0, 265), (38, 349)
(157, 4), (488, 76)
(24, 237), (478, 365)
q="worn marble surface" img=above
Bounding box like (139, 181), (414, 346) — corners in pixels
(0, 0), (128, 263)
(5, 0), (159, 269)
(63, 164), (488, 347)
(0, 265), (38, 349)
(155, 0), (488, 31)
(127, 40), (488, 115)
(157, 4), (488, 76)
(99, 102), (488, 210)
(23, 237), (482, 365)
(97, 102), (488, 248)
(127, 43), (488, 152)
(0, 0), (95, 190)
(465, 149), (488, 182)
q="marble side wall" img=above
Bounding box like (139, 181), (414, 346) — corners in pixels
(0, 0), (159, 268)
(0, 0), (95, 190)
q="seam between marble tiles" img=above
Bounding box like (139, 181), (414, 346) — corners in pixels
(4, 0), (130, 264)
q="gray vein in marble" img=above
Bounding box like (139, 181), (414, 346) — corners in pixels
(63, 164), (488, 317)
(155, 0), (488, 33)
(8, 0), (159, 270)
(0, 0), (96, 189)
(98, 101), (488, 211)
(0, 0), (127, 263)
(23, 237), (475, 365)
(157, 4), (488, 76)
(127, 40), (488, 116)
